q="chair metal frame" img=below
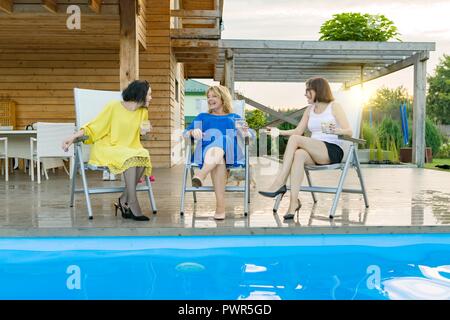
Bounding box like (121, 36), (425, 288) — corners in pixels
(69, 88), (157, 219)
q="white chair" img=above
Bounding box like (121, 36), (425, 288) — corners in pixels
(180, 99), (253, 216)
(70, 88), (157, 220)
(0, 137), (8, 181)
(272, 90), (369, 219)
(30, 122), (75, 184)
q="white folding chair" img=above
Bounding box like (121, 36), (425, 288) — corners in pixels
(30, 122), (75, 184)
(0, 137), (8, 181)
(272, 90), (369, 219)
(70, 88), (157, 220)
(180, 99), (252, 216)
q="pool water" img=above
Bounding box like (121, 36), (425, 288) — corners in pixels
(0, 234), (450, 300)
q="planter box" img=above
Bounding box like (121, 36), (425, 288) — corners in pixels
(357, 149), (370, 163)
(357, 149), (394, 163)
(399, 147), (432, 163)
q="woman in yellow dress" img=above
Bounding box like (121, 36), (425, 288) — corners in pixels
(62, 80), (153, 221)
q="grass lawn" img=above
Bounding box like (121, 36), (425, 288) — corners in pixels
(425, 158), (450, 172)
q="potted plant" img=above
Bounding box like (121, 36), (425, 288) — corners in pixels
(376, 137), (384, 163)
(357, 121), (377, 164)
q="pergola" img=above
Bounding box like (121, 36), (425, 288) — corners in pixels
(215, 39), (435, 167)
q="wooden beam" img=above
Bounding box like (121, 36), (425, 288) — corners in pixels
(171, 39), (218, 48)
(88, 0), (102, 14)
(119, 0), (139, 90)
(41, 0), (57, 13)
(220, 48), (419, 56)
(1, 4), (118, 14)
(412, 54), (427, 168)
(170, 28), (220, 39)
(224, 49), (235, 98)
(0, 0), (12, 14)
(344, 51), (429, 88)
(235, 93), (299, 126)
(264, 107), (308, 128)
(220, 39), (436, 52)
(230, 77), (354, 83)
(171, 9), (220, 18)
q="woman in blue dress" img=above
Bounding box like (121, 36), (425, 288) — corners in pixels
(184, 85), (249, 220)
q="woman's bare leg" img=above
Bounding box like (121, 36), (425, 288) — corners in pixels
(210, 162), (227, 219)
(286, 149), (315, 213)
(194, 147), (224, 182)
(265, 135), (330, 192)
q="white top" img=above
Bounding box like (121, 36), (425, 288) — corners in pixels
(307, 102), (343, 148)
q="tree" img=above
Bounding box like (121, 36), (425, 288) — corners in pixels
(319, 12), (400, 41)
(427, 54), (450, 125)
(245, 109), (267, 130)
(364, 86), (412, 123)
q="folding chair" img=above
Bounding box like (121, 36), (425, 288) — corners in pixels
(30, 122), (75, 184)
(272, 91), (369, 219)
(70, 88), (157, 219)
(180, 99), (252, 216)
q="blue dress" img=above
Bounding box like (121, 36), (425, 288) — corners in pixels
(184, 112), (246, 168)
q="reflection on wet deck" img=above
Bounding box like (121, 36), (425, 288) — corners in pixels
(0, 159), (449, 236)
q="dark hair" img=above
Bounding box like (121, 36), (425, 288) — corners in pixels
(122, 80), (150, 105)
(305, 77), (334, 103)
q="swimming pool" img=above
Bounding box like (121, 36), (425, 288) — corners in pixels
(1, 234), (449, 300)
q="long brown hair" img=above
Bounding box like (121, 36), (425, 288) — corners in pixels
(305, 77), (334, 103)
(206, 85), (233, 114)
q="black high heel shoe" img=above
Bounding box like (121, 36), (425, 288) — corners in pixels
(283, 199), (302, 220)
(126, 206), (150, 221)
(114, 198), (131, 219)
(258, 185), (287, 198)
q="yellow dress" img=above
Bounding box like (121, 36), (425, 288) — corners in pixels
(81, 100), (152, 176)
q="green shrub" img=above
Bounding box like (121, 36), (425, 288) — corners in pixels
(361, 121), (377, 149)
(425, 118), (443, 155)
(376, 138), (384, 162)
(436, 143), (450, 158)
(245, 109), (267, 131)
(407, 118), (444, 156)
(369, 142), (376, 161)
(377, 117), (403, 150)
(388, 138), (400, 163)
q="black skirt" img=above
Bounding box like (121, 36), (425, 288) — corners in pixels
(324, 141), (344, 164)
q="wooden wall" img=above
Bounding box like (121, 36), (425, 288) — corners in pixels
(140, 0), (172, 168)
(0, 48), (120, 127)
(0, 0), (185, 168)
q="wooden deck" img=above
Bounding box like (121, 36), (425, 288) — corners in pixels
(0, 158), (449, 237)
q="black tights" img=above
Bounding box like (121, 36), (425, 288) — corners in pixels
(119, 167), (145, 216)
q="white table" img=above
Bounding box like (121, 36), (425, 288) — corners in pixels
(0, 130), (36, 159)
(0, 130), (70, 178)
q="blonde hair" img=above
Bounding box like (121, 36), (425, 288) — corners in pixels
(206, 85), (233, 114)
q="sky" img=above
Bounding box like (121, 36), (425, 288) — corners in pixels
(194, 0), (450, 109)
